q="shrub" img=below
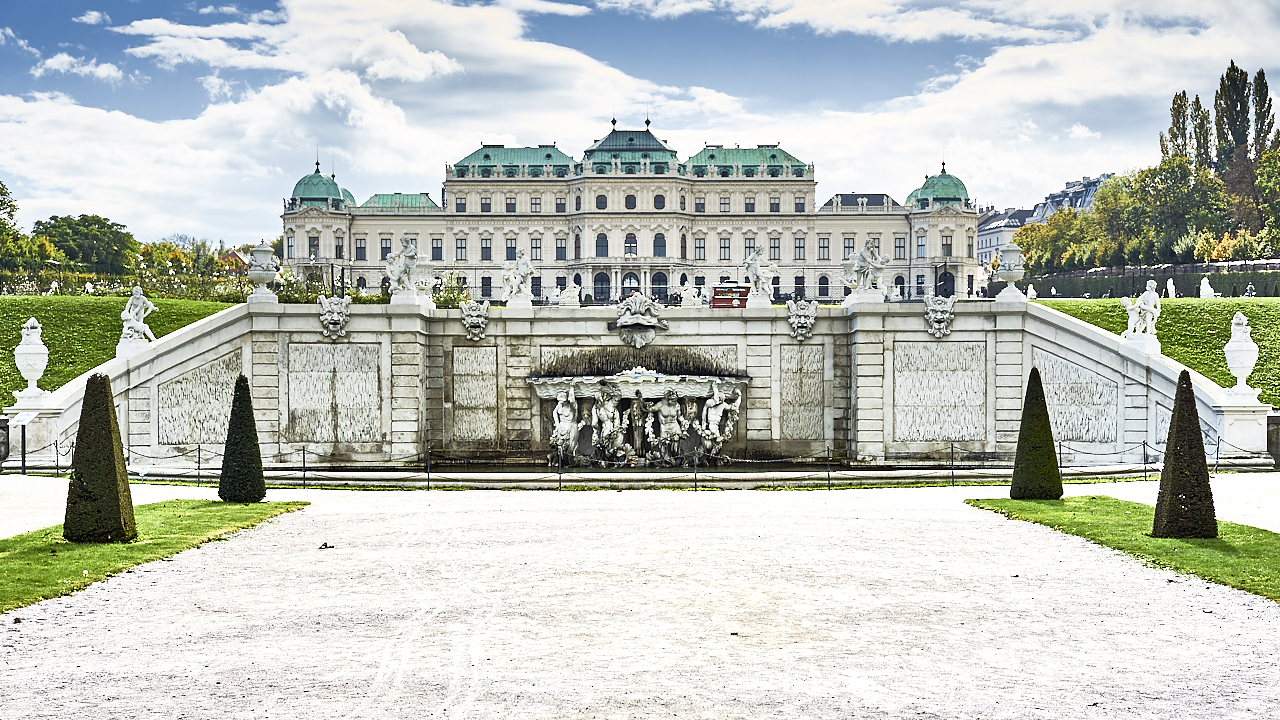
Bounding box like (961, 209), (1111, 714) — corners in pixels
(1152, 369), (1218, 538)
(219, 374), (266, 503)
(63, 373), (137, 542)
(1010, 367), (1063, 500)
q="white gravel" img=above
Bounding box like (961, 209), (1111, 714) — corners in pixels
(2, 476), (1279, 719)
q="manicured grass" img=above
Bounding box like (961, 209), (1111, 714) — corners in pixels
(0, 499), (307, 613)
(0, 296), (232, 408)
(1038, 297), (1280, 407)
(967, 495), (1280, 602)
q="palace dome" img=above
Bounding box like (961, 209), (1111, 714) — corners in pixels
(907, 164), (970, 208)
(292, 162), (343, 203)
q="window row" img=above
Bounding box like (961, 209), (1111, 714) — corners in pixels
(453, 194), (809, 213)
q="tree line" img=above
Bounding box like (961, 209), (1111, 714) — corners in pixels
(1017, 61), (1280, 275)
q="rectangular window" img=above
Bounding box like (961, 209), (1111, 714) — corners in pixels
(556, 237), (566, 261)
(794, 236), (805, 261)
(455, 197), (466, 212)
(308, 236), (319, 259)
(481, 238), (492, 261)
(916, 235), (926, 259)
(769, 236), (780, 261)
(557, 276), (566, 292)
(596, 234), (608, 257)
(694, 197), (705, 213)
(942, 235), (953, 257)
(531, 197), (541, 213)
(480, 197), (491, 213)
(506, 238), (517, 261)
(556, 197), (566, 213)
(916, 275), (925, 293)
(794, 196), (805, 212)
(286, 236), (294, 259)
(624, 235), (637, 255)
(744, 197), (755, 213)
(695, 236), (706, 260)
(794, 276), (805, 299)
(531, 237), (541, 260)
(531, 277), (542, 297)
(744, 236), (756, 257)
(720, 197), (730, 213)
(719, 237), (731, 261)
(818, 236), (830, 260)
(355, 237), (367, 261)
(335, 238), (344, 260)
(505, 197), (516, 213)
(455, 238), (467, 261)
(481, 276), (492, 298)
(844, 236), (856, 260)
(430, 238), (441, 261)
(380, 237), (392, 261)
(894, 237), (906, 260)
(769, 197), (780, 213)
(967, 239), (974, 258)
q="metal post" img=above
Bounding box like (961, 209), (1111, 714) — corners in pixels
(54, 439), (59, 478)
(693, 447), (698, 490)
(1057, 441), (1063, 469)
(301, 446), (306, 489)
(196, 444), (201, 487)
(1142, 441), (1148, 482)
(826, 444), (832, 490)
(950, 443), (955, 486)
(426, 447), (431, 489)
(21, 425), (26, 476)
(1214, 436), (1222, 473)
(558, 449), (563, 490)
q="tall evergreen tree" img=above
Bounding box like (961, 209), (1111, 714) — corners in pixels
(1152, 370), (1218, 539)
(1215, 60), (1252, 172)
(219, 374), (266, 503)
(1010, 368), (1063, 500)
(1191, 95), (1215, 172)
(1161, 91), (1190, 160)
(64, 373), (137, 543)
(1253, 69), (1276, 162)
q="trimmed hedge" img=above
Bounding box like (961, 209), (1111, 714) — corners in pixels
(219, 374), (266, 503)
(1152, 370), (1218, 539)
(63, 373), (136, 543)
(1010, 367), (1063, 500)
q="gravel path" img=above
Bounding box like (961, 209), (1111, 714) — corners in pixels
(2, 477), (1279, 718)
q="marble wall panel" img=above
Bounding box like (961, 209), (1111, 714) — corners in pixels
(286, 343), (381, 444)
(780, 345), (824, 439)
(453, 345), (498, 441)
(1032, 348), (1119, 444)
(894, 342), (986, 442)
(157, 349), (241, 445)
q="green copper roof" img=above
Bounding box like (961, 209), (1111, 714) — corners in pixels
(292, 163), (343, 201)
(685, 145), (807, 177)
(454, 145), (574, 168)
(359, 193), (440, 210)
(909, 165), (969, 206)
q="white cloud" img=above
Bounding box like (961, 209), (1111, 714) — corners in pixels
(30, 53), (124, 82)
(1, 27), (41, 57)
(72, 11), (112, 26)
(495, 0), (592, 16)
(199, 73), (235, 100)
(198, 5), (242, 15)
(1068, 123), (1101, 140)
(351, 30), (463, 81)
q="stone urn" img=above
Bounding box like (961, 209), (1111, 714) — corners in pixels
(994, 244), (1026, 301)
(13, 317), (49, 404)
(1224, 311), (1259, 393)
(247, 241), (280, 303)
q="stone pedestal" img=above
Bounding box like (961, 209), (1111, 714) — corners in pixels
(745, 291), (771, 309)
(994, 283), (1026, 302)
(506, 294), (533, 310)
(1123, 333), (1161, 355)
(389, 290), (419, 306)
(116, 337), (150, 360)
(247, 287), (278, 304)
(843, 288), (884, 307)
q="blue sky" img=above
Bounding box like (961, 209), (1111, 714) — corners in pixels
(2, 1), (1278, 245)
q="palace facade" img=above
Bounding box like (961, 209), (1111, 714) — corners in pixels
(282, 123), (984, 301)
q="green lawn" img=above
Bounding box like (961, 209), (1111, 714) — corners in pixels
(1039, 297), (1280, 407)
(967, 495), (1280, 602)
(0, 499), (306, 613)
(0, 296), (232, 408)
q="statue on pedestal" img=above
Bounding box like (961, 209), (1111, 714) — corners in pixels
(384, 237), (418, 295)
(849, 239), (890, 291)
(549, 388), (585, 461)
(695, 381), (741, 462)
(645, 389), (689, 465)
(591, 383), (630, 462)
(743, 246), (778, 301)
(502, 248), (535, 304)
(121, 287), (158, 342)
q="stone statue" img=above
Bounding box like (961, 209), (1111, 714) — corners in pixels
(629, 390), (651, 455)
(850, 239), (890, 291)
(1026, 283), (1037, 300)
(1199, 276), (1217, 299)
(502, 248), (534, 302)
(591, 383), (630, 461)
(923, 295), (956, 338)
(1119, 296), (1142, 338)
(460, 299), (490, 341)
(558, 282), (581, 308)
(695, 381), (741, 461)
(1224, 312), (1260, 396)
(614, 293), (668, 348)
(318, 295), (351, 339)
(645, 389), (689, 465)
(549, 387), (585, 461)
(679, 279), (702, 307)
(1137, 279), (1161, 335)
(13, 317), (49, 403)
(1167, 278), (1177, 298)
(121, 287), (158, 342)
(384, 237), (418, 295)
(743, 246), (778, 300)
(786, 299), (818, 341)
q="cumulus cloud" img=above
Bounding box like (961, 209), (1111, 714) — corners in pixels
(72, 11), (112, 25)
(198, 5), (242, 15)
(351, 30), (463, 81)
(30, 53), (124, 82)
(199, 73), (235, 100)
(1068, 123), (1101, 140)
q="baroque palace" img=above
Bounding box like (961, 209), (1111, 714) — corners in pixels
(282, 122), (983, 301)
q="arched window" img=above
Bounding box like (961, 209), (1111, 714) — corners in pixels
(625, 195), (636, 209)
(893, 275), (905, 298)
(593, 272), (611, 303)
(653, 233), (666, 258)
(652, 272), (668, 301)
(622, 272), (641, 296)
(481, 168), (491, 177)
(818, 275), (829, 297)
(680, 195), (686, 210)
(679, 273), (688, 286)
(596, 195), (608, 210)
(573, 272), (582, 287)
(575, 196), (582, 211)
(654, 195), (666, 210)
(574, 233), (581, 260)
(680, 233), (687, 259)
(624, 233), (637, 255)
(356, 276), (367, 289)
(596, 233), (609, 257)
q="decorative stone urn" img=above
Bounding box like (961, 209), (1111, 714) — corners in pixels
(994, 244), (1026, 301)
(1224, 311), (1260, 398)
(247, 241), (280, 304)
(12, 317), (49, 405)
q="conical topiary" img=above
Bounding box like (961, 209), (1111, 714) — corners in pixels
(219, 374), (266, 503)
(64, 373), (137, 542)
(1152, 370), (1217, 538)
(1010, 367), (1063, 500)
